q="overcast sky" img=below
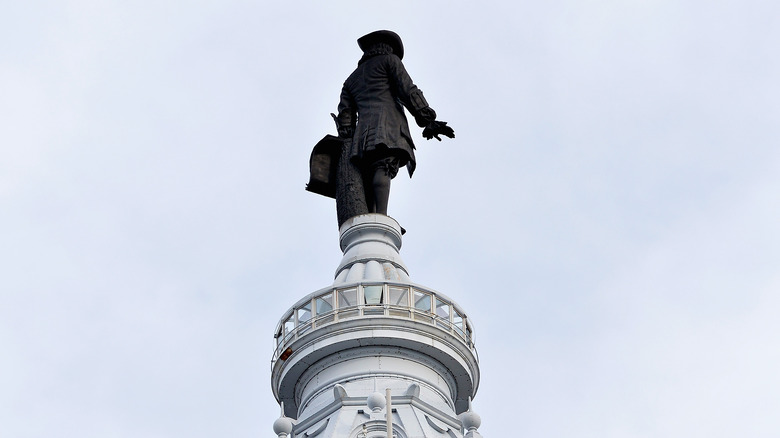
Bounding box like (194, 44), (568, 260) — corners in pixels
(2, 1), (779, 437)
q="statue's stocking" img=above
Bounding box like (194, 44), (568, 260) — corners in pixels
(371, 167), (391, 215)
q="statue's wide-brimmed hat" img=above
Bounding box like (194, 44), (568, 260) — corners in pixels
(357, 30), (404, 60)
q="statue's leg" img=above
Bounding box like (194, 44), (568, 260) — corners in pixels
(372, 167), (391, 215)
(369, 154), (400, 216)
(363, 169), (376, 213)
(336, 140), (369, 227)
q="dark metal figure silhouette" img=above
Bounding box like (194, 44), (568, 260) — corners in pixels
(307, 30), (454, 227)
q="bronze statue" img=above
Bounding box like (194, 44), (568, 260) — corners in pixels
(307, 30), (454, 227)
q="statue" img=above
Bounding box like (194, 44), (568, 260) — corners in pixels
(307, 30), (454, 227)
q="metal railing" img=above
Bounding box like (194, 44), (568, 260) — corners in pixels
(272, 283), (475, 362)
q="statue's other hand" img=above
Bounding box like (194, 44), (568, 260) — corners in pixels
(423, 121), (455, 141)
(331, 113), (353, 138)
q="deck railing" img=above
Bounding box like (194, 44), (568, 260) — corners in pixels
(272, 283), (474, 362)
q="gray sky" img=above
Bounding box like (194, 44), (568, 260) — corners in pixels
(2, 1), (779, 437)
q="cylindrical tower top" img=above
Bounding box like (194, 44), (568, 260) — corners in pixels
(270, 214), (480, 436)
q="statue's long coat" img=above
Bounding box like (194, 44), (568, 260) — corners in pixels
(337, 53), (429, 177)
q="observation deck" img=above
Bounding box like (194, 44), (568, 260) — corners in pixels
(272, 282), (476, 363)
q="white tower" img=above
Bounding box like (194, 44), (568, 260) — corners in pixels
(271, 214), (482, 438)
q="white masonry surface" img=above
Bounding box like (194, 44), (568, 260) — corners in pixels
(271, 214), (483, 438)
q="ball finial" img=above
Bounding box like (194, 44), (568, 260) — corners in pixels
(367, 391), (386, 412)
(273, 402), (294, 436)
(459, 398), (482, 431)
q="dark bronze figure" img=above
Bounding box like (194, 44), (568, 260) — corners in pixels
(307, 30), (454, 227)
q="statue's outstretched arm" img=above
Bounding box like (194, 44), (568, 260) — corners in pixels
(388, 56), (454, 141)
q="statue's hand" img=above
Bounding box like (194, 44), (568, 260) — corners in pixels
(331, 113), (353, 138)
(422, 121), (455, 141)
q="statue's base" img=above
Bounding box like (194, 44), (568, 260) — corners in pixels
(334, 214), (410, 284)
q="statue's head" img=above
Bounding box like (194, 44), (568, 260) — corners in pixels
(357, 30), (404, 60)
